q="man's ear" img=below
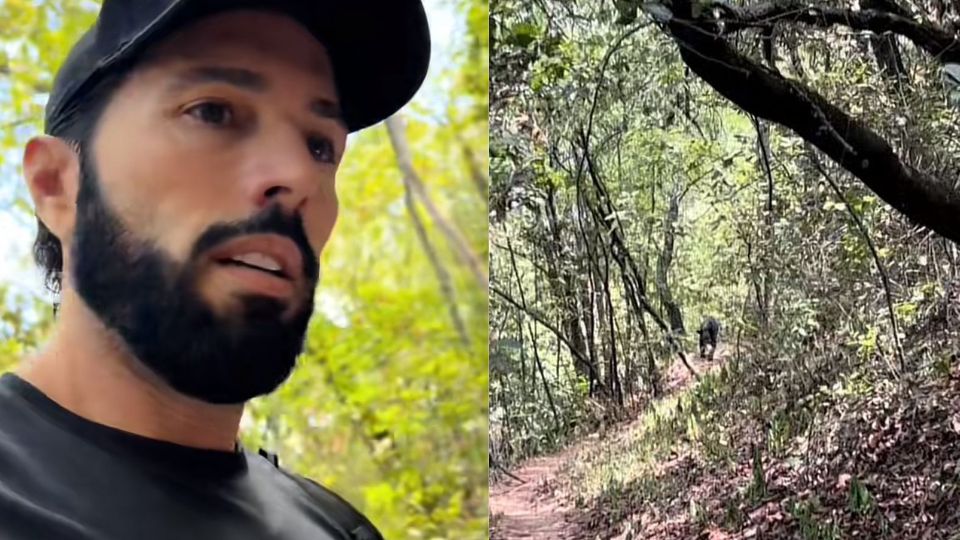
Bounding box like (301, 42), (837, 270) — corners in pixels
(23, 136), (81, 244)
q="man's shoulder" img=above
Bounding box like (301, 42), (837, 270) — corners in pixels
(254, 449), (385, 540)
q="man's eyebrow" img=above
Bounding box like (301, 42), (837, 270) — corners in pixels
(310, 98), (346, 127)
(169, 66), (269, 93)
(167, 65), (346, 127)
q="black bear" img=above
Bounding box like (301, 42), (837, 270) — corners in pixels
(697, 317), (720, 361)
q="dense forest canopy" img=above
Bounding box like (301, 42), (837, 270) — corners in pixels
(491, 0), (960, 537)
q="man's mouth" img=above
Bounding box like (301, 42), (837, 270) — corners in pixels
(218, 252), (287, 279)
(206, 234), (304, 282)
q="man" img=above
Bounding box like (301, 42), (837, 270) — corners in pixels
(0, 1), (429, 539)
(697, 316), (721, 361)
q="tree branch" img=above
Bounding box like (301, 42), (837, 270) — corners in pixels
(661, 15), (960, 245)
(711, 1), (960, 63)
(490, 284), (608, 390)
(808, 149), (905, 373)
(402, 175), (471, 348)
(385, 115), (489, 289)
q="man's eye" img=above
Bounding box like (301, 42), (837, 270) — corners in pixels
(185, 102), (234, 126)
(307, 135), (336, 164)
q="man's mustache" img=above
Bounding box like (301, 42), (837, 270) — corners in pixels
(189, 205), (319, 281)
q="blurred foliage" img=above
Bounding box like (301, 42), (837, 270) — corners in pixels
(0, 1), (488, 538)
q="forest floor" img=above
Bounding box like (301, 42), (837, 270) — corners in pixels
(489, 350), (727, 539)
(490, 347), (960, 539)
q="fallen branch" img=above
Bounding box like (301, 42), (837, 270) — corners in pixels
(492, 457), (527, 485)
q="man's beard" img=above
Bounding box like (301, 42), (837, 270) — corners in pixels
(69, 152), (320, 404)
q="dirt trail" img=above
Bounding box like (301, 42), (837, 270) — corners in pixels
(489, 350), (727, 540)
(489, 455), (578, 539)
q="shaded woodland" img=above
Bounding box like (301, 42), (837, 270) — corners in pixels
(490, 0), (960, 537)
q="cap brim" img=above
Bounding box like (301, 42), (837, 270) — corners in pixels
(95, 0), (431, 132)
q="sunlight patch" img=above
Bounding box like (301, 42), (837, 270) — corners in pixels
(315, 290), (351, 328)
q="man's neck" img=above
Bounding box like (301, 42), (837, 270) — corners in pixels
(17, 289), (244, 452)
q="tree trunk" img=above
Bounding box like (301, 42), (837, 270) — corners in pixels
(655, 181), (685, 335)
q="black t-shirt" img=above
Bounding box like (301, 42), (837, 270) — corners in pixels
(0, 373), (383, 540)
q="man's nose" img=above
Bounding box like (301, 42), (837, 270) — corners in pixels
(241, 128), (320, 214)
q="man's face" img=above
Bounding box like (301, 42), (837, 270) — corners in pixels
(67, 10), (346, 404)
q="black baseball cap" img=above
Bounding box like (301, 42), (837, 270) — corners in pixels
(44, 0), (431, 135)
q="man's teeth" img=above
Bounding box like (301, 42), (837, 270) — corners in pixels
(230, 253), (282, 272)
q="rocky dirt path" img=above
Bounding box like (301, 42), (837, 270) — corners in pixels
(489, 350), (726, 539)
(489, 454), (579, 539)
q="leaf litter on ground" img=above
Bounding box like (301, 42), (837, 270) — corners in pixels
(490, 349), (960, 539)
